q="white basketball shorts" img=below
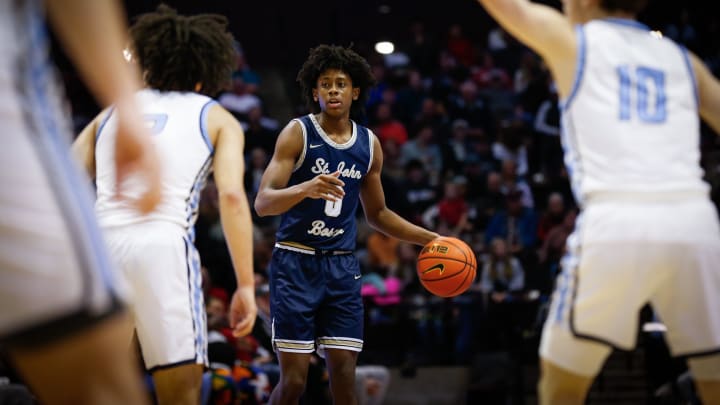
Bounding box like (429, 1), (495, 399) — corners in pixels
(103, 221), (207, 372)
(540, 194), (720, 377)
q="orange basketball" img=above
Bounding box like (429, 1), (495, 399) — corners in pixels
(417, 236), (477, 297)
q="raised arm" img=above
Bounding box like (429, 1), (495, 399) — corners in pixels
(46, 0), (160, 213)
(690, 53), (720, 134)
(477, 0), (577, 97)
(209, 105), (256, 337)
(360, 135), (439, 246)
(254, 121), (345, 217)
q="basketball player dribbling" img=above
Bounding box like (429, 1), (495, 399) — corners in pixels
(254, 45), (440, 404)
(0, 0), (161, 404)
(73, 6), (256, 405)
(476, 0), (720, 403)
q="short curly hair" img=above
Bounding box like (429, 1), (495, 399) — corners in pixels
(296, 45), (376, 118)
(600, 0), (648, 14)
(129, 5), (235, 96)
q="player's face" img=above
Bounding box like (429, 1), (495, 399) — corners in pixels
(313, 69), (359, 116)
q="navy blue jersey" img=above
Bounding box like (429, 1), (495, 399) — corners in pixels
(275, 114), (373, 251)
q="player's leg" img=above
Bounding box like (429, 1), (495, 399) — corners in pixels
(325, 349), (359, 405)
(687, 355), (720, 403)
(0, 110), (149, 404)
(317, 253), (364, 404)
(8, 313), (149, 405)
(538, 234), (642, 404)
(538, 358), (596, 405)
(269, 352), (313, 404)
(152, 364), (205, 405)
(649, 226), (720, 405)
(113, 225), (208, 405)
(267, 249), (325, 404)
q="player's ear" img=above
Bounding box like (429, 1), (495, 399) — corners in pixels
(352, 87), (359, 101)
(312, 88), (318, 102)
(194, 82), (203, 92)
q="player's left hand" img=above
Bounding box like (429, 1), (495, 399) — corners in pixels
(229, 285), (258, 338)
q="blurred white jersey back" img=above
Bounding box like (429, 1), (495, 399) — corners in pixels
(95, 89), (216, 237)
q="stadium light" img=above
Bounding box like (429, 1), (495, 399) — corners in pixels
(375, 41), (395, 55)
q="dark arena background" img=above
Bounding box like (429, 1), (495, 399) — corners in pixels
(13, 0), (719, 404)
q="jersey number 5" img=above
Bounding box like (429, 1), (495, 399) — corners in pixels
(616, 65), (667, 123)
(324, 198), (343, 217)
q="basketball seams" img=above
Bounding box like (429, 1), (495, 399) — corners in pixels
(448, 262), (473, 295)
(417, 256), (476, 270)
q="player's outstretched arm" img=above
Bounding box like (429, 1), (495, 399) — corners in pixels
(210, 105), (257, 338)
(46, 0), (161, 214)
(690, 53), (720, 134)
(477, 0), (576, 97)
(254, 121), (346, 217)
(360, 135), (440, 246)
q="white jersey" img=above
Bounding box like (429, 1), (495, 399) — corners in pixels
(95, 89), (216, 238)
(561, 18), (708, 204)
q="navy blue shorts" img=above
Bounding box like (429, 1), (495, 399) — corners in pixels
(268, 247), (363, 356)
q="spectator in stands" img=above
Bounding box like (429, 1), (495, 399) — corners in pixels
(536, 192), (566, 243)
(493, 122), (530, 178)
(478, 238), (527, 349)
(395, 69), (429, 125)
(400, 125), (444, 184)
(473, 51), (512, 90)
(471, 171), (506, 230)
(373, 102), (409, 146)
(397, 159), (439, 224)
(218, 73), (262, 120)
(480, 238), (525, 298)
(242, 105), (279, 157)
(485, 190), (538, 256)
(410, 96), (450, 137)
(245, 147), (269, 205)
(422, 176), (471, 237)
(446, 23), (477, 67)
(538, 208), (577, 278)
(448, 80), (495, 138)
(232, 44), (260, 92)
(514, 50), (541, 95)
(499, 159), (534, 208)
(442, 118), (472, 177)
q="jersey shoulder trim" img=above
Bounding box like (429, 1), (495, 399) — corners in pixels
(199, 100), (217, 153)
(95, 107), (115, 144)
(560, 24), (587, 111)
(291, 118), (308, 172)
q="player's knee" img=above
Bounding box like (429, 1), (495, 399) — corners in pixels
(538, 360), (591, 405)
(688, 354), (720, 381)
(278, 373), (308, 399)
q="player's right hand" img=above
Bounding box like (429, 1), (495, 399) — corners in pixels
(229, 285), (258, 338)
(113, 104), (162, 214)
(304, 170), (345, 201)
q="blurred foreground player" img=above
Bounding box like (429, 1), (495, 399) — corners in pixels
(476, 0), (720, 403)
(0, 0), (160, 404)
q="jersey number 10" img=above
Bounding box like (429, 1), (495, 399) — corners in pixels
(616, 65), (667, 123)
